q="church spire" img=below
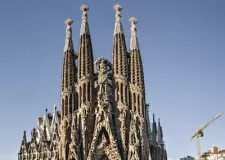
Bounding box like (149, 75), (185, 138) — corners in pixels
(112, 4), (128, 79)
(77, 4), (95, 159)
(60, 18), (78, 160)
(128, 16), (150, 160)
(157, 118), (164, 147)
(22, 130), (27, 143)
(112, 4), (129, 156)
(129, 17), (145, 116)
(19, 130), (28, 155)
(152, 114), (157, 144)
(78, 3), (94, 105)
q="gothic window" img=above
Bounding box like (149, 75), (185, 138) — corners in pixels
(65, 96), (68, 116)
(116, 82), (119, 101)
(69, 94), (72, 114)
(138, 94), (140, 114)
(133, 93), (136, 112)
(75, 92), (78, 110)
(121, 83), (123, 103)
(83, 83), (86, 103)
(125, 85), (128, 104)
(62, 99), (64, 117)
(87, 82), (90, 102)
(79, 86), (81, 108)
(142, 97), (145, 117)
(129, 92), (132, 111)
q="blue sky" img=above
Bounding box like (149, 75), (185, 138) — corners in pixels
(0, 0), (225, 159)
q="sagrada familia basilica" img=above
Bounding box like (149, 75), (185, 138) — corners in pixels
(18, 4), (167, 160)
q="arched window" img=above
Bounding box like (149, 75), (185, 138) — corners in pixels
(87, 82), (90, 102)
(116, 82), (119, 101)
(125, 86), (128, 105)
(79, 86), (81, 108)
(62, 99), (64, 117)
(75, 92), (78, 110)
(65, 96), (68, 116)
(138, 94), (140, 114)
(121, 83), (123, 103)
(83, 83), (86, 103)
(69, 94), (72, 114)
(133, 93), (136, 112)
(142, 97), (145, 117)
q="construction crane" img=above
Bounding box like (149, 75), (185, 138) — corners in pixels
(190, 112), (222, 160)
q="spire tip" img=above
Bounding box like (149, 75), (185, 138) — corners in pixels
(113, 4), (123, 34)
(129, 17), (137, 25)
(54, 104), (57, 110)
(113, 4), (122, 11)
(81, 4), (89, 11)
(65, 18), (73, 26)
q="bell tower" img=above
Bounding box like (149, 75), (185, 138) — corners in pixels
(60, 18), (78, 160)
(128, 17), (150, 160)
(112, 4), (130, 157)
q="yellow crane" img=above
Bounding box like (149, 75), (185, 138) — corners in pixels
(190, 112), (222, 160)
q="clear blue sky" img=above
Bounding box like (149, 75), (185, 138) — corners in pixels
(0, 0), (224, 159)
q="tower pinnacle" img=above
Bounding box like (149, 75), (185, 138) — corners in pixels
(64, 18), (74, 52)
(129, 17), (139, 50)
(65, 18), (73, 26)
(80, 4), (90, 36)
(113, 4), (123, 35)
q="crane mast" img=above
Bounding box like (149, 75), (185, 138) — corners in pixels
(190, 112), (222, 160)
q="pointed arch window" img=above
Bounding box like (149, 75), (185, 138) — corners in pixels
(69, 94), (72, 114)
(138, 94), (140, 114)
(87, 82), (90, 102)
(62, 99), (64, 117)
(65, 96), (68, 116)
(83, 83), (86, 103)
(121, 83), (123, 103)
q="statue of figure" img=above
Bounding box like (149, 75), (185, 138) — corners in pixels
(98, 59), (108, 99)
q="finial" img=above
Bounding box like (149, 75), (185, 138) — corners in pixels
(65, 18), (73, 26)
(129, 17), (140, 50)
(81, 4), (89, 21)
(64, 18), (73, 41)
(45, 108), (48, 113)
(54, 104), (57, 111)
(80, 4), (90, 36)
(129, 17), (137, 24)
(81, 4), (89, 11)
(114, 4), (122, 21)
(113, 4), (124, 35)
(129, 17), (137, 33)
(114, 4), (122, 12)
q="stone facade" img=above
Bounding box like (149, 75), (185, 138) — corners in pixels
(18, 4), (167, 160)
